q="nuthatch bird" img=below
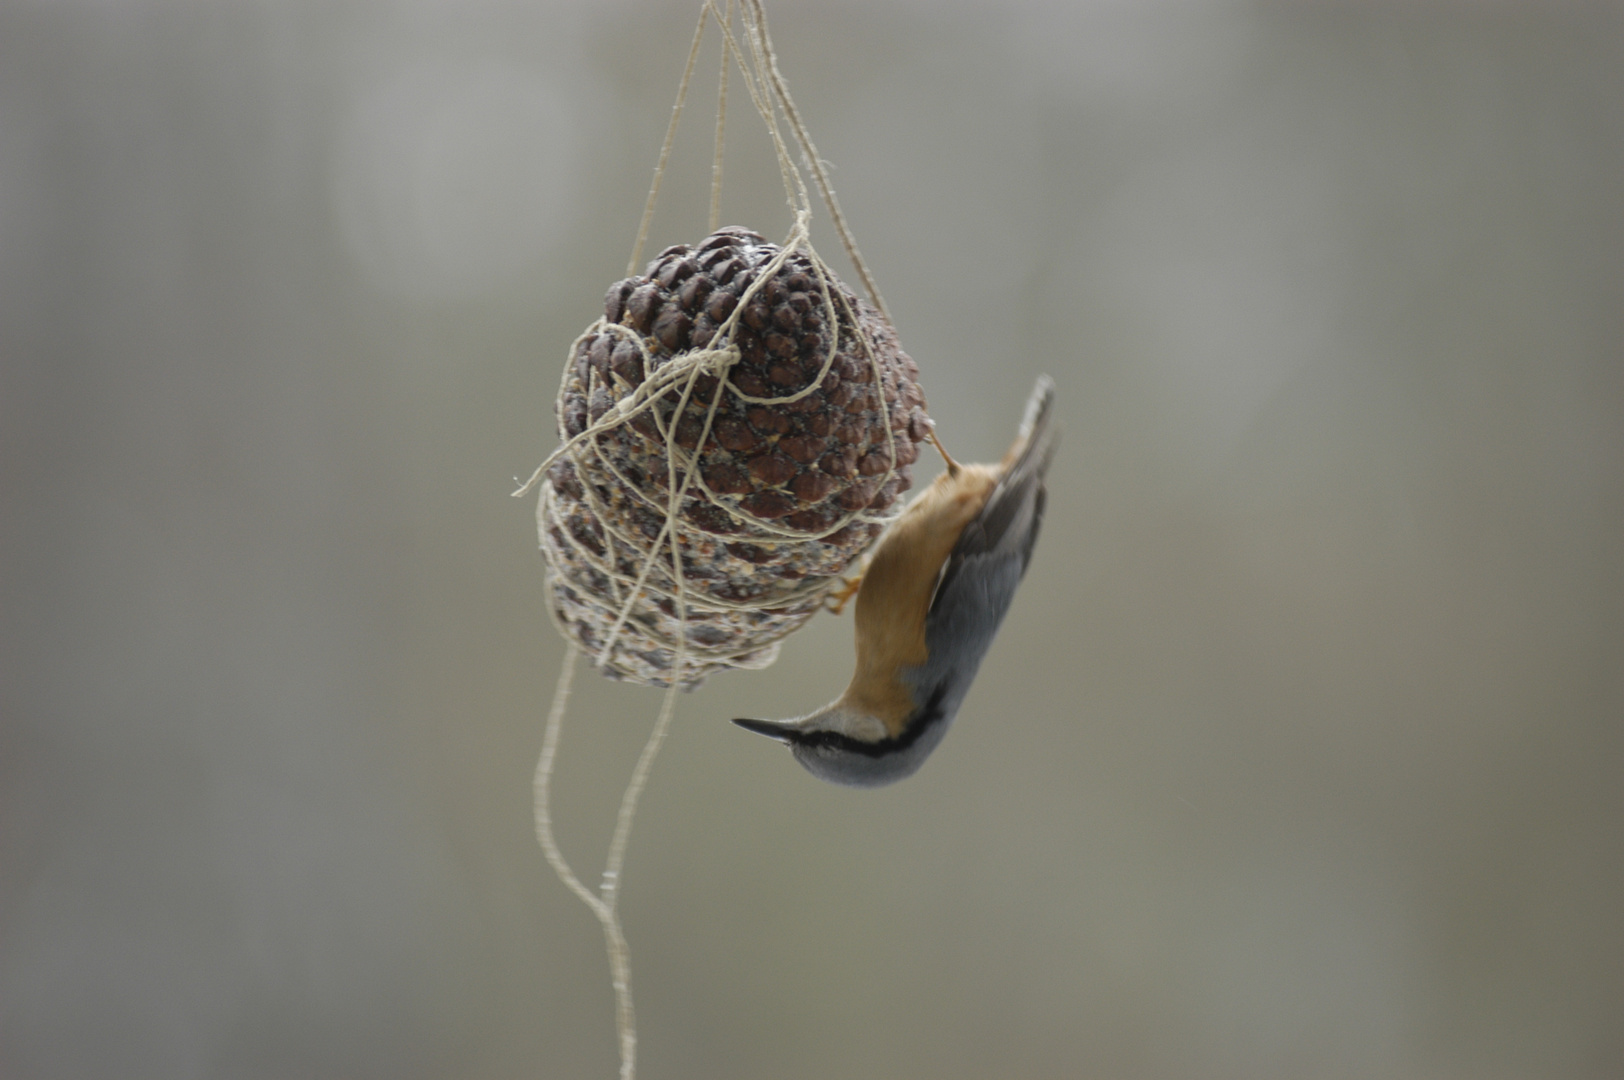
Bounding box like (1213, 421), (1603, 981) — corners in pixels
(733, 375), (1057, 787)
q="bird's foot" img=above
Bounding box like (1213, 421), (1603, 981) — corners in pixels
(823, 574), (863, 615)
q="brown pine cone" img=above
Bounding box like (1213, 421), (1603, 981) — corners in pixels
(538, 226), (932, 688)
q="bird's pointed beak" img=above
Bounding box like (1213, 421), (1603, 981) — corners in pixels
(732, 717), (797, 743)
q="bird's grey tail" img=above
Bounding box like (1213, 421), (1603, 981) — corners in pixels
(924, 374), (1057, 637)
(947, 375), (1056, 577)
(1007, 375), (1058, 484)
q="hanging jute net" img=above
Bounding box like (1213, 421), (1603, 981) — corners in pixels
(528, 228), (928, 687)
(514, 3), (930, 1078)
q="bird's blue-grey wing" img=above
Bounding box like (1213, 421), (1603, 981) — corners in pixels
(911, 376), (1056, 716)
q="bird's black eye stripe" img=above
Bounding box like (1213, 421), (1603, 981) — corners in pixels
(786, 682), (952, 758)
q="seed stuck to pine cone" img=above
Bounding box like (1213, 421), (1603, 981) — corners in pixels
(539, 226), (932, 688)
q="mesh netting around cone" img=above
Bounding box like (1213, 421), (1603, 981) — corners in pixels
(537, 226), (931, 688)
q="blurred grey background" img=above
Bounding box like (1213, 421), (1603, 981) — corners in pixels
(2, 1), (1621, 1078)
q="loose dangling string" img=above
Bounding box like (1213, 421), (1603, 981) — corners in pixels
(534, 643), (682, 1080)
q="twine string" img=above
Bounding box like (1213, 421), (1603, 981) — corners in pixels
(533, 643), (683, 1080)
(739, 0), (890, 322)
(627, 6), (713, 277)
(708, 0), (732, 232)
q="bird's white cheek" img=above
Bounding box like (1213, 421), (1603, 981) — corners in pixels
(833, 711), (890, 743)
(799, 705), (888, 743)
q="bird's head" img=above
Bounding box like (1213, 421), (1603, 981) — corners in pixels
(732, 693), (952, 788)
